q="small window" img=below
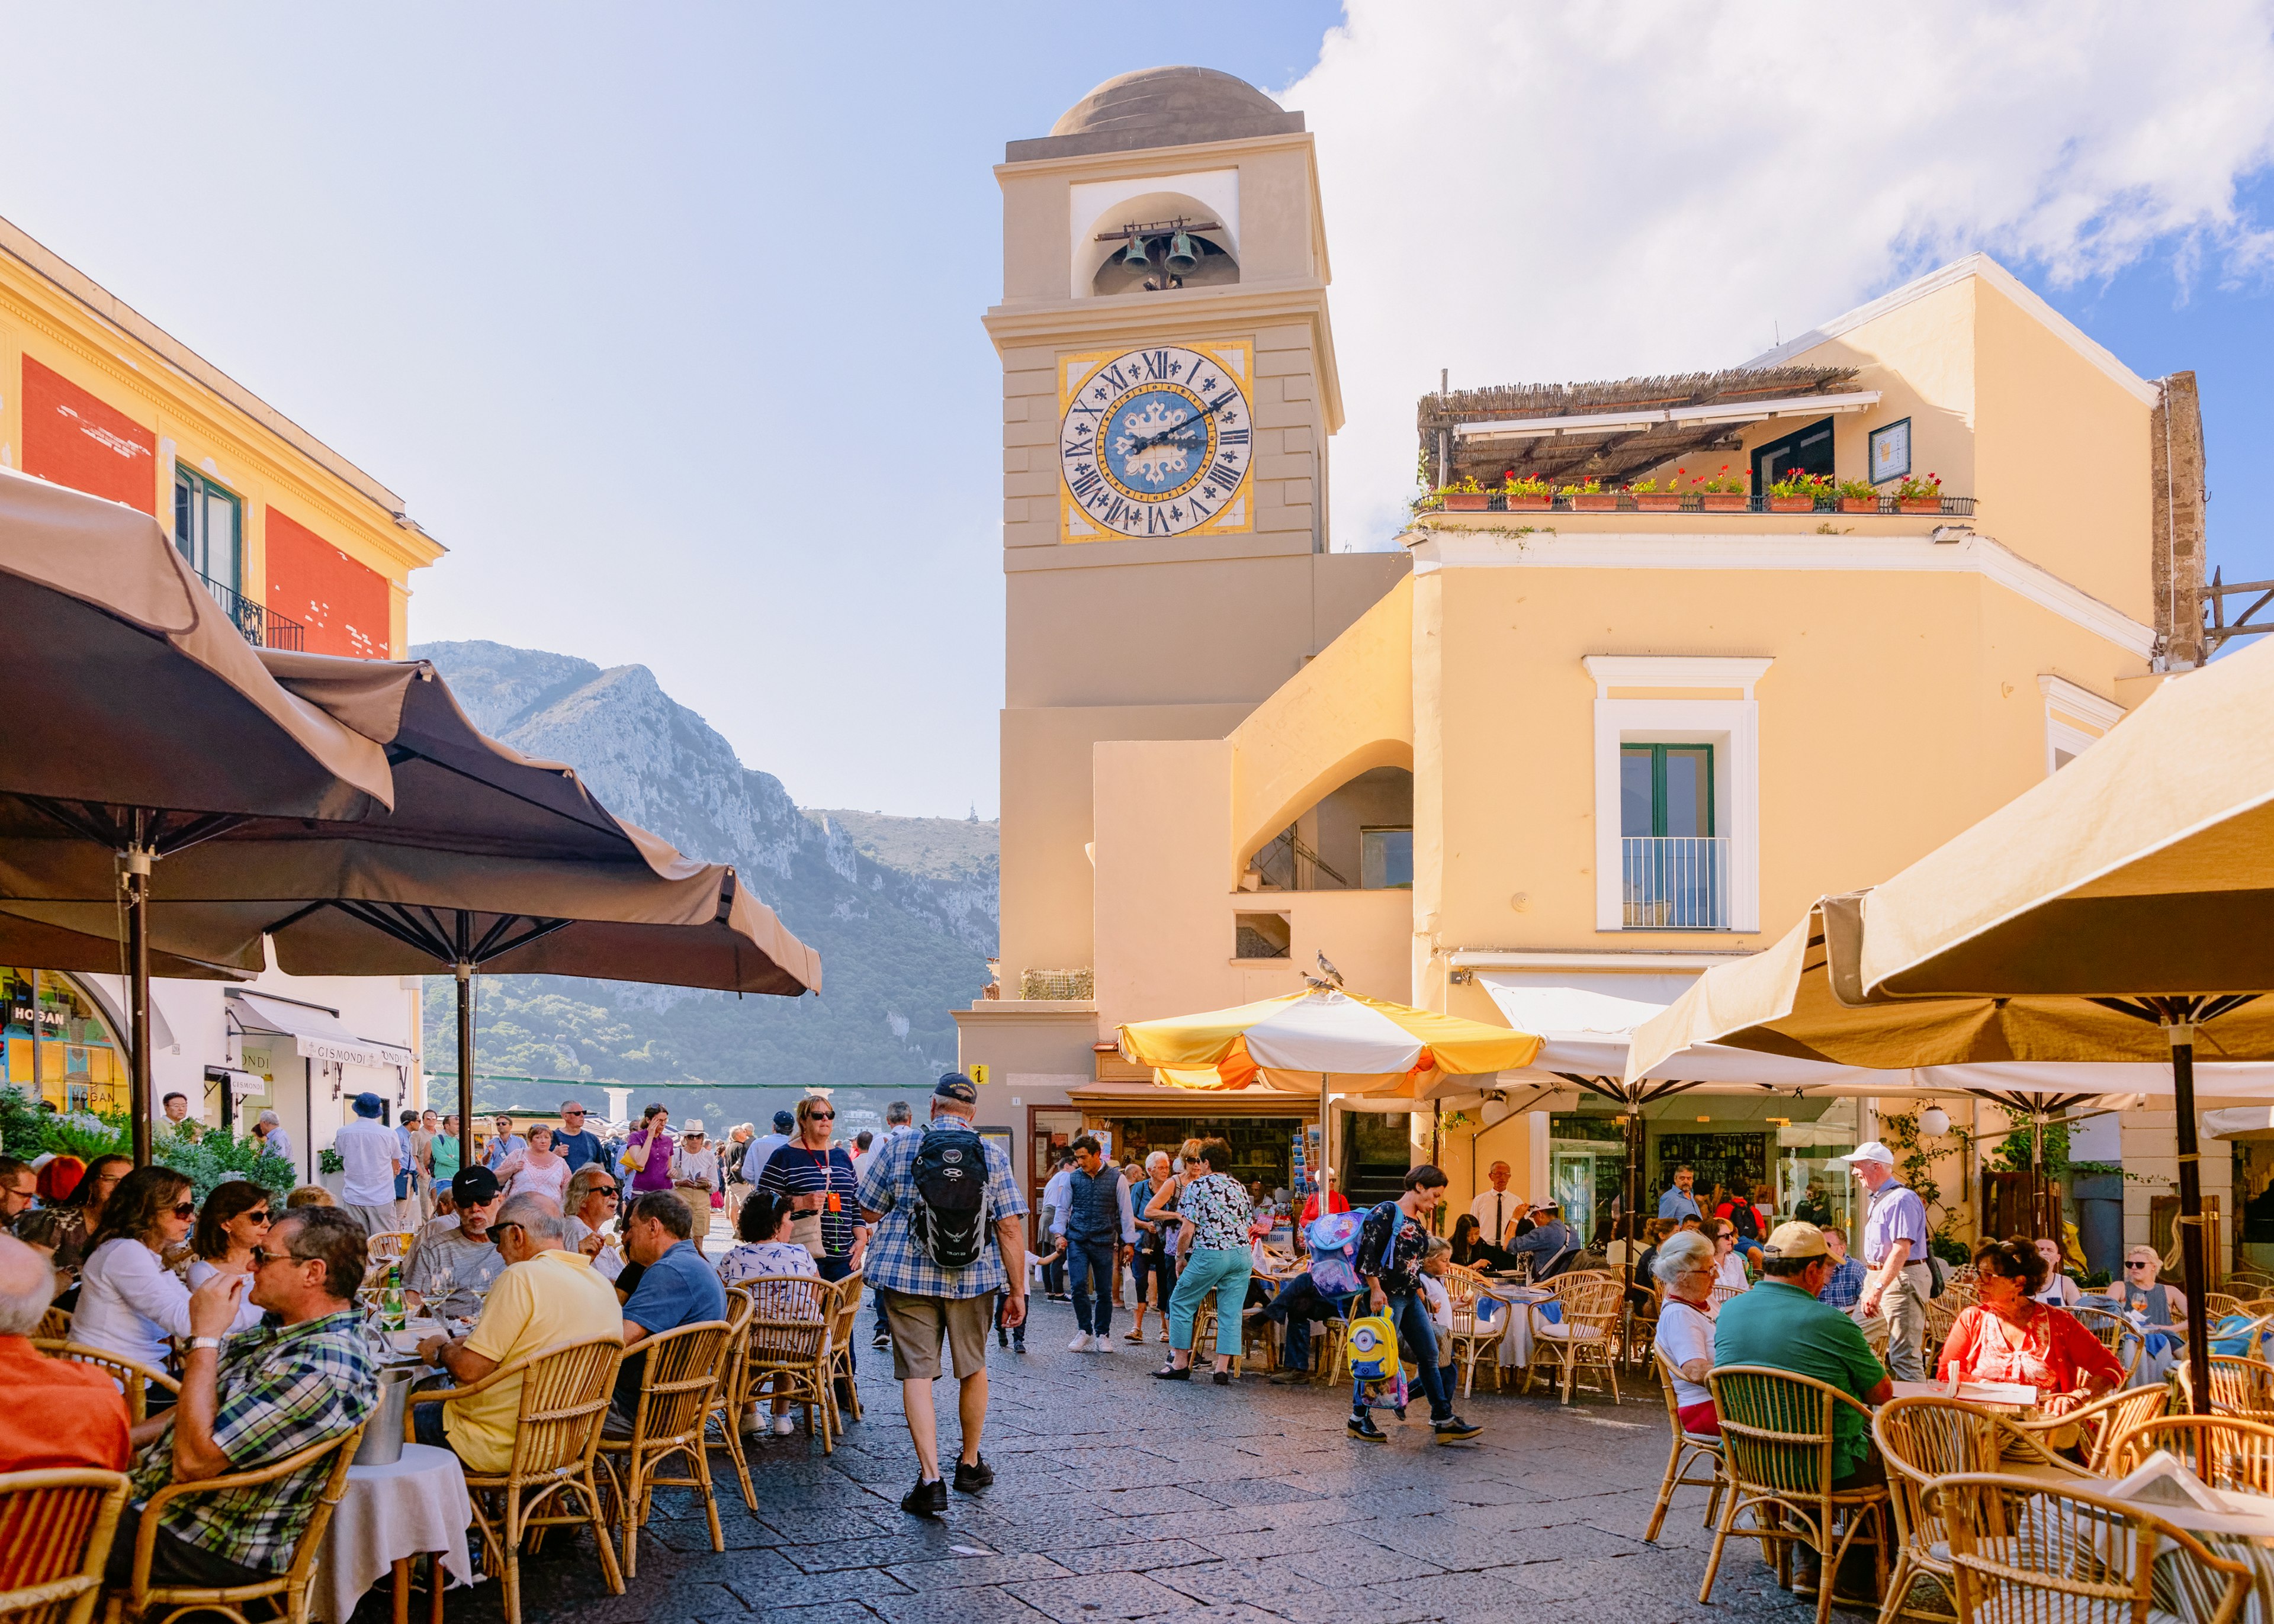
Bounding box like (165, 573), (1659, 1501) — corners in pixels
(1360, 827), (1413, 889)
(1234, 913), (1291, 960)
(1619, 745), (1713, 837)
(174, 466), (242, 591)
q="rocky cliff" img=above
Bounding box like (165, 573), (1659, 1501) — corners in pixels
(413, 640), (997, 1087)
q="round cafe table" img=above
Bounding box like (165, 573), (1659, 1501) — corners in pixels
(314, 1442), (475, 1624)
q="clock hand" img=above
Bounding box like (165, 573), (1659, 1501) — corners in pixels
(1126, 386), (1242, 452)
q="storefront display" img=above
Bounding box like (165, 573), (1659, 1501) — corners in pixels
(2, 967), (122, 1113)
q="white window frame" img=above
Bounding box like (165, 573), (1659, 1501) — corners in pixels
(2037, 674), (2122, 776)
(1584, 656), (1772, 934)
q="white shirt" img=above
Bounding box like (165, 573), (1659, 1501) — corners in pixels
(1418, 1272), (1454, 1336)
(741, 1131), (789, 1184)
(1655, 1297), (1717, 1411)
(1042, 1165), (1073, 1223)
(1468, 1188), (1524, 1244)
(1713, 1251), (1749, 1292)
(74, 1237), (262, 1370)
(565, 1216), (625, 1282)
(335, 1115), (402, 1206)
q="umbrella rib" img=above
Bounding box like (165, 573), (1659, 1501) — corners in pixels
(329, 899), (458, 963)
(387, 745), (623, 839)
(1555, 1072), (1629, 1105)
(473, 915), (573, 965)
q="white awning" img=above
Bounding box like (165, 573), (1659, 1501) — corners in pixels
(1453, 390), (1883, 443)
(229, 992), (413, 1073)
(2206, 1108), (2274, 1141)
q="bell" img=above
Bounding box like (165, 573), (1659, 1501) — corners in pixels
(1166, 230), (1199, 272)
(1122, 235), (1150, 268)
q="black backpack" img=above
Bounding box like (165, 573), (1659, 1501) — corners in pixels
(909, 1123), (992, 1269)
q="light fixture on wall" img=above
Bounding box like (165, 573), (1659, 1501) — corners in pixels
(1920, 1105), (1951, 1137)
(1695, 1115), (1711, 1123)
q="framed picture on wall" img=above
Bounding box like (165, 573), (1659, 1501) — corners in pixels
(1870, 417), (1912, 485)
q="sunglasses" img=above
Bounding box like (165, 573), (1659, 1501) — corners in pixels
(808, 1112), (835, 1121)
(2126, 1260), (2155, 1269)
(251, 1244), (297, 1267)
(171, 1201), (197, 1220)
(245, 1211), (272, 1225)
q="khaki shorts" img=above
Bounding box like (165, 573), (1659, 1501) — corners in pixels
(878, 1287), (995, 1381)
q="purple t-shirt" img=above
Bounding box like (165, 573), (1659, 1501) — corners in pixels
(627, 1127), (676, 1193)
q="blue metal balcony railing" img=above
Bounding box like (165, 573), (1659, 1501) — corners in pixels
(1422, 493), (1975, 516)
(1622, 835), (1729, 930)
(198, 574), (305, 651)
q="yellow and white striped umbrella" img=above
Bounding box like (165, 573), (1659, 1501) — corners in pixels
(1120, 986), (1541, 1096)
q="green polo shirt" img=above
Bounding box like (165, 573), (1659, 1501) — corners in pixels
(1713, 1276), (1888, 1481)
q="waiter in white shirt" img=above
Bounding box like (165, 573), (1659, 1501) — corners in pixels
(1467, 1162), (1528, 1247)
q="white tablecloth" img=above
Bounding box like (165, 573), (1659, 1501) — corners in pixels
(315, 1443), (475, 1624)
(1478, 1286), (1553, 1369)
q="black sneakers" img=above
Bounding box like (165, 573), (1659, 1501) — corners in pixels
(1432, 1415), (1483, 1443)
(952, 1455), (994, 1493)
(1348, 1414), (1387, 1442)
(901, 1477), (948, 1517)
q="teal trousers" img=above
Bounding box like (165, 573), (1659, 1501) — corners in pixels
(1167, 1246), (1252, 1356)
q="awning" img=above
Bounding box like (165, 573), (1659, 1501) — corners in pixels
(2207, 1108), (2274, 1141)
(229, 991), (414, 1072)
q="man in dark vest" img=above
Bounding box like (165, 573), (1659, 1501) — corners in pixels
(1055, 1135), (1136, 1353)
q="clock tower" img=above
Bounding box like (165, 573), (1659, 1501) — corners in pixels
(983, 67), (1408, 1017)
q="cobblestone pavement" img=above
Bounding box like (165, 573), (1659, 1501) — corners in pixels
(392, 1298), (1844, 1624)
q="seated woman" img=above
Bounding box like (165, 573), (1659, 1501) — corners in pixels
(1627, 1218), (1674, 1314)
(1708, 1220), (1749, 1295)
(2118, 1244), (2187, 1326)
(73, 1166), (261, 1383)
(2031, 1237), (2081, 1308)
(1448, 1213), (1517, 1273)
(1650, 1230), (1720, 1434)
(715, 1192), (821, 1436)
(1938, 1237), (2125, 1416)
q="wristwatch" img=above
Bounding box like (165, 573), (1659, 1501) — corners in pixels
(189, 1336), (224, 1351)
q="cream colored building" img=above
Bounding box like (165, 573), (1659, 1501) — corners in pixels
(960, 67), (2218, 1266)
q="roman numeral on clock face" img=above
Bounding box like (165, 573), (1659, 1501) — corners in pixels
(1068, 465), (1103, 501)
(1219, 429), (1250, 447)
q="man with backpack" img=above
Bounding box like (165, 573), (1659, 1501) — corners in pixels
(856, 1073), (1028, 1517)
(1351, 1165), (1482, 1445)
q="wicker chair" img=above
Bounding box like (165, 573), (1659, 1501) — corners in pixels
(30, 1345), (178, 1426)
(1644, 1350), (1725, 1543)
(703, 1287), (759, 1513)
(596, 1319), (731, 1577)
(2066, 1306), (2142, 1382)
(734, 1276), (834, 1451)
(1189, 1295), (1243, 1376)
(1700, 1366), (1891, 1624)
(2009, 1382), (2170, 1475)
(404, 1336), (623, 1624)
(34, 1306), (71, 1343)
(2204, 1291), (2247, 1321)
(1930, 1471), (2252, 1624)
(1874, 1396), (2090, 1624)
(0, 1468), (128, 1624)
(2204, 1352), (2274, 1419)
(105, 1420), (366, 1624)
(1524, 1272), (1624, 1405)
(825, 1271), (865, 1429)
(1442, 1270), (1502, 1399)
(1921, 1293), (1963, 1369)
(2106, 1414), (2274, 1492)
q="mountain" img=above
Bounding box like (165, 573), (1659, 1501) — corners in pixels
(411, 640), (997, 1089)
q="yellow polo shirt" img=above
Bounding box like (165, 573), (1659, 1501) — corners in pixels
(443, 1247), (623, 1473)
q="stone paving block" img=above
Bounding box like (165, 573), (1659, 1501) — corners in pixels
(753, 1606), (882, 1624)
(729, 1568), (913, 1610)
(1189, 1475), (1322, 1507)
(885, 1553), (1078, 1590)
(998, 1571), (1200, 1621)
(1037, 1538), (1221, 1575)
(1145, 1558), (1326, 1608)
(1282, 1539), (1445, 1588)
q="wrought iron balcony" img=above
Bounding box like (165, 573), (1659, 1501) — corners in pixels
(1621, 836), (1729, 930)
(198, 574), (304, 651)
(1422, 493), (1975, 517)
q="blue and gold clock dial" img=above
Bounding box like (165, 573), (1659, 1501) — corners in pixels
(1059, 345), (1252, 538)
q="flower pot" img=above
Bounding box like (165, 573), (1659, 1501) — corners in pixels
(1838, 497), (1880, 514)
(1700, 493), (1748, 512)
(1504, 495), (1550, 512)
(1633, 493), (1682, 512)
(1899, 499), (1942, 514)
(1568, 493), (1618, 512)
(1768, 497), (1816, 513)
(1442, 493), (1489, 511)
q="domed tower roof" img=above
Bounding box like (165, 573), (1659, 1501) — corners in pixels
(1007, 66), (1305, 163)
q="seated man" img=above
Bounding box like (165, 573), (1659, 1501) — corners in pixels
(0, 1232), (129, 1471)
(111, 1209), (378, 1589)
(1819, 1227), (1868, 1317)
(406, 1166), (505, 1320)
(412, 1194), (622, 1472)
(1714, 1221), (1892, 1492)
(1508, 1200), (1578, 1278)
(613, 1190), (727, 1420)
(564, 1163), (627, 1282)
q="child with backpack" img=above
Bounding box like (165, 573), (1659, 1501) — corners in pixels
(1348, 1165), (1482, 1445)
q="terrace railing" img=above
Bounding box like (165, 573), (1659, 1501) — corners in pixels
(1621, 836), (1729, 930)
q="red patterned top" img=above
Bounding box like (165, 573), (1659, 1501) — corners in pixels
(1936, 1301), (2126, 1396)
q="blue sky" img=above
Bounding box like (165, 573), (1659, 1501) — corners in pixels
(1, 4), (2267, 816)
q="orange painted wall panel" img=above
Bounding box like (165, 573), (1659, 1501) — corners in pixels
(21, 356), (156, 513)
(265, 506), (390, 658)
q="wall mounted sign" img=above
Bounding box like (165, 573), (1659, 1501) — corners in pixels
(1870, 417), (1912, 485)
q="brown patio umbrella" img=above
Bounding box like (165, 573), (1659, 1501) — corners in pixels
(0, 468), (397, 1158)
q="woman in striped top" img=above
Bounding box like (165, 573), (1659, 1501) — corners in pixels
(757, 1095), (869, 1280)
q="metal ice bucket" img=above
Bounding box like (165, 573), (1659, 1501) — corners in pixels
(354, 1366), (415, 1466)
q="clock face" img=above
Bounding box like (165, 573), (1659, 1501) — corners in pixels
(1059, 344), (1252, 539)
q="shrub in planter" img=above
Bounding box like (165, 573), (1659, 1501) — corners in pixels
(1628, 475), (1682, 512)
(1694, 465), (1748, 511)
(1435, 477), (1487, 512)
(1768, 469), (1833, 513)
(1896, 472), (1944, 513)
(1499, 472), (1551, 512)
(1833, 477), (1880, 514)
(1559, 478), (1615, 511)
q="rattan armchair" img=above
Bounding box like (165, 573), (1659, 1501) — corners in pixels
(1644, 1349), (1724, 1544)
(34, 1306), (72, 1342)
(1523, 1272), (1624, 1405)
(1700, 1366), (1891, 1624)
(1930, 1471), (2252, 1624)
(104, 1420), (365, 1624)
(2107, 1413), (2274, 1493)
(31, 1345), (178, 1426)
(733, 1275), (834, 1452)
(596, 1319), (731, 1578)
(2008, 1382), (2169, 1475)
(0, 1468), (128, 1624)
(2066, 1305), (2143, 1383)
(703, 1287), (759, 1513)
(1442, 1269), (1502, 1399)
(825, 1271), (865, 1430)
(406, 1335), (625, 1624)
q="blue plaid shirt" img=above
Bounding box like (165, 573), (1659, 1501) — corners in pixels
(856, 1119), (1027, 1300)
(1819, 1255), (1867, 1310)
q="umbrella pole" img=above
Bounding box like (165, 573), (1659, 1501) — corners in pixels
(455, 960), (475, 1176)
(1319, 1073), (1330, 1209)
(2170, 1019), (2214, 1414)
(123, 825), (153, 1167)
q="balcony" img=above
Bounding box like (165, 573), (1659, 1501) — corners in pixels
(198, 574), (304, 651)
(1621, 836), (1729, 930)
(1420, 493), (1974, 517)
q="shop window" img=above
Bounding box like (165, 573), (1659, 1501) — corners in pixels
(174, 465), (242, 591)
(1360, 827), (1413, 889)
(1234, 912), (1290, 959)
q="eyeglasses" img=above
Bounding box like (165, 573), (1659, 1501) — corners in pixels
(245, 1211), (272, 1225)
(171, 1201), (197, 1220)
(2126, 1260), (2155, 1269)
(592, 1189), (620, 1201)
(492, 1223), (524, 1244)
(808, 1112), (834, 1121)
(251, 1244), (296, 1267)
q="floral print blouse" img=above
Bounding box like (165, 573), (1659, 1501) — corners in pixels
(1177, 1172), (1254, 1252)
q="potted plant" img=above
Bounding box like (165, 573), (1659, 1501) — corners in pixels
(1499, 472), (1552, 512)
(1629, 475), (1682, 513)
(1558, 477), (1616, 512)
(1439, 476), (1488, 512)
(1896, 472), (1944, 514)
(1694, 465), (1748, 512)
(1767, 468), (1833, 513)
(1833, 477), (1880, 514)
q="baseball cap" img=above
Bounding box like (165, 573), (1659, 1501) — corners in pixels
(772, 1110), (795, 1132)
(933, 1073), (978, 1104)
(1832, 1140), (1897, 1168)
(1762, 1221), (1829, 1260)
(451, 1166), (502, 1208)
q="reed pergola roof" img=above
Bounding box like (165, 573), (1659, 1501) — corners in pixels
(1417, 365), (1861, 488)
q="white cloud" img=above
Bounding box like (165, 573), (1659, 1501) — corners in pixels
(1279, 0), (2274, 547)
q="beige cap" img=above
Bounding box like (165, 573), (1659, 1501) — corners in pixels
(1763, 1221), (1829, 1260)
